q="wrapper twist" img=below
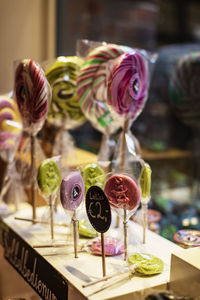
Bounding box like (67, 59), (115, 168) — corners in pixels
(140, 162), (151, 200)
(104, 174), (140, 211)
(45, 56), (86, 125)
(107, 51), (148, 120)
(14, 59), (49, 135)
(169, 52), (200, 128)
(77, 44), (129, 131)
(0, 97), (22, 151)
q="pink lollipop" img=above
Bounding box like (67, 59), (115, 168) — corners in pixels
(60, 172), (84, 211)
(104, 174), (140, 211)
(91, 237), (124, 256)
(107, 51), (148, 120)
(14, 59), (49, 135)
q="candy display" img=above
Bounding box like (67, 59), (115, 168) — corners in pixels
(37, 158), (61, 196)
(77, 43), (129, 132)
(60, 171), (84, 211)
(81, 163), (106, 194)
(128, 253), (164, 275)
(91, 237), (124, 256)
(169, 52), (200, 128)
(0, 97), (22, 151)
(173, 229), (200, 247)
(14, 59), (50, 135)
(107, 51), (148, 121)
(104, 174), (140, 211)
(78, 219), (96, 238)
(45, 56), (86, 127)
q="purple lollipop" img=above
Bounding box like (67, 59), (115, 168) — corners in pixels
(60, 171), (84, 211)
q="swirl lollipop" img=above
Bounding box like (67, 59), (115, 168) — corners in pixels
(37, 158), (61, 240)
(104, 174), (140, 260)
(45, 56), (86, 127)
(60, 172), (85, 258)
(14, 59), (50, 221)
(0, 96), (22, 196)
(139, 161), (152, 244)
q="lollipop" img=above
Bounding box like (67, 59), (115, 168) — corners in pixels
(128, 253), (164, 275)
(37, 158), (61, 240)
(45, 56), (85, 126)
(81, 163), (106, 195)
(140, 161), (152, 243)
(14, 59), (50, 221)
(14, 59), (49, 135)
(104, 174), (140, 260)
(77, 43), (129, 132)
(60, 172), (85, 258)
(91, 237), (124, 256)
(0, 97), (22, 152)
(107, 51), (148, 120)
(169, 52), (200, 128)
(79, 219), (96, 238)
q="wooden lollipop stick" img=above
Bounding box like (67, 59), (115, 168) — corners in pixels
(72, 210), (78, 258)
(82, 264), (137, 288)
(30, 135), (36, 223)
(101, 232), (106, 277)
(49, 194), (54, 240)
(14, 216), (68, 227)
(142, 202), (148, 244)
(123, 210), (128, 261)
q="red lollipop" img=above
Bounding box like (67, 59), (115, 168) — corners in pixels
(104, 174), (140, 211)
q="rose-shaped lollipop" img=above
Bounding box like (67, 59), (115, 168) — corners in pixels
(107, 51), (148, 121)
(169, 52), (200, 128)
(14, 59), (49, 135)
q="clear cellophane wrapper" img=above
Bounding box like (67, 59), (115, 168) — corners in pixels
(41, 57), (86, 130)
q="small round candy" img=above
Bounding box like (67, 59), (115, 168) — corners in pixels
(91, 237), (124, 256)
(107, 51), (148, 120)
(81, 163), (106, 195)
(104, 174), (140, 211)
(128, 253), (164, 275)
(77, 44), (129, 132)
(169, 52), (200, 128)
(37, 158), (61, 196)
(173, 229), (200, 247)
(78, 219), (96, 238)
(0, 97), (22, 151)
(140, 162), (152, 200)
(45, 56), (86, 126)
(14, 59), (50, 135)
(60, 171), (84, 211)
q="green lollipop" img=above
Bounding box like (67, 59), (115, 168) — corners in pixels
(37, 158), (61, 196)
(128, 253), (164, 275)
(81, 163), (106, 195)
(79, 219), (96, 238)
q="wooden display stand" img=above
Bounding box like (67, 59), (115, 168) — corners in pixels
(170, 247), (200, 298)
(0, 204), (182, 300)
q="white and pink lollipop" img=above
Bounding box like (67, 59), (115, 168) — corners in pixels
(14, 59), (50, 221)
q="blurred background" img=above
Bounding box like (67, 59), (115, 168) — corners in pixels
(1, 0), (200, 241)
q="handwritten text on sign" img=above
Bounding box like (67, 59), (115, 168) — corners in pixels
(86, 186), (111, 233)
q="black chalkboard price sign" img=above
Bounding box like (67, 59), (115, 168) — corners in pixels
(86, 186), (111, 233)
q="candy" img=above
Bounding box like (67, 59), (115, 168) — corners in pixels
(81, 163), (106, 194)
(78, 219), (96, 238)
(173, 229), (200, 247)
(140, 162), (151, 200)
(77, 44), (129, 131)
(60, 171), (84, 211)
(128, 253), (164, 275)
(0, 97), (22, 150)
(91, 237), (124, 256)
(45, 56), (85, 124)
(169, 52), (200, 128)
(37, 158), (61, 196)
(107, 51), (148, 120)
(14, 59), (49, 135)
(104, 174), (140, 211)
